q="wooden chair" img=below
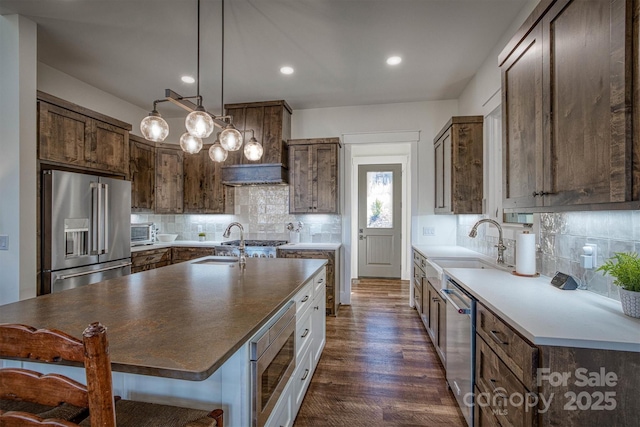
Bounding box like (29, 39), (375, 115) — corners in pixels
(0, 323), (223, 427)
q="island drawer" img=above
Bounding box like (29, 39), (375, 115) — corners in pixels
(476, 336), (536, 427)
(295, 280), (315, 317)
(313, 269), (326, 295)
(476, 303), (538, 391)
(296, 309), (313, 361)
(293, 346), (314, 410)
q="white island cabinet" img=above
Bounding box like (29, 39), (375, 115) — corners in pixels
(266, 267), (326, 427)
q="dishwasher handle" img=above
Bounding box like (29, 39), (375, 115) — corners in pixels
(442, 289), (471, 315)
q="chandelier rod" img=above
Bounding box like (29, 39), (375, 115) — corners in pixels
(197, 0), (201, 105)
(221, 0), (225, 117)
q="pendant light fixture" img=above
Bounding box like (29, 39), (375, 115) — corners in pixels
(140, 0), (263, 162)
(209, 133), (228, 162)
(243, 130), (263, 161)
(140, 106), (169, 142)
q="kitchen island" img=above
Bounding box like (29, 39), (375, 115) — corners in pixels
(0, 256), (327, 426)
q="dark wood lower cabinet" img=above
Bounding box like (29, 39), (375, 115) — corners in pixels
(171, 247), (215, 264)
(426, 281), (446, 366)
(475, 301), (639, 426)
(276, 248), (339, 315)
(131, 248), (171, 273)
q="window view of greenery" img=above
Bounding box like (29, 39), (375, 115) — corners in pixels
(367, 171), (393, 228)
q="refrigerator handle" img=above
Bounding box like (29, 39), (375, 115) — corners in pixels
(98, 183), (105, 254)
(56, 261), (132, 280)
(91, 182), (100, 255)
(103, 183), (109, 254)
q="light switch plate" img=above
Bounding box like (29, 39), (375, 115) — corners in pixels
(0, 235), (8, 250)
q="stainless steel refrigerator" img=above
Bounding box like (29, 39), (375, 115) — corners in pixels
(41, 170), (131, 294)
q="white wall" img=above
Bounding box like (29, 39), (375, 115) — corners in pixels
(457, 0), (540, 116)
(292, 100), (457, 212)
(37, 63), (149, 138)
(0, 15), (37, 304)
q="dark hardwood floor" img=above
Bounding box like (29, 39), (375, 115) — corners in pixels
(294, 278), (466, 426)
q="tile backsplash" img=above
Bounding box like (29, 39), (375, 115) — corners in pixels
(457, 211), (640, 301)
(132, 185), (342, 243)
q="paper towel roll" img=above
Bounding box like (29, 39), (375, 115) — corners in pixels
(516, 232), (536, 275)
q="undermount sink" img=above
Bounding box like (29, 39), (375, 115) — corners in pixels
(192, 257), (239, 265)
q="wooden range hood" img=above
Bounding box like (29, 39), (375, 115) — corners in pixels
(221, 100), (292, 186)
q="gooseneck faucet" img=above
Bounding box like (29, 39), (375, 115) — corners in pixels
(469, 219), (506, 264)
(223, 222), (246, 266)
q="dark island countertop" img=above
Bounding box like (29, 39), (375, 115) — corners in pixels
(0, 257), (326, 380)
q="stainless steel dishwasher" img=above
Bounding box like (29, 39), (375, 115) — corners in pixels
(443, 278), (476, 427)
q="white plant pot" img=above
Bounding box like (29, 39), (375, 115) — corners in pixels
(619, 288), (640, 318)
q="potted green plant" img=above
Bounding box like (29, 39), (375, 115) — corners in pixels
(198, 232), (206, 242)
(597, 252), (640, 318)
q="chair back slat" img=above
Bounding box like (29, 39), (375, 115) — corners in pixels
(0, 369), (89, 408)
(0, 322), (116, 427)
(0, 410), (79, 426)
(0, 324), (84, 363)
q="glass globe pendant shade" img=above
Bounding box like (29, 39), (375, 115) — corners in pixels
(185, 106), (214, 139)
(219, 124), (243, 151)
(209, 141), (228, 163)
(140, 111), (169, 142)
(244, 137), (263, 161)
(179, 132), (203, 154)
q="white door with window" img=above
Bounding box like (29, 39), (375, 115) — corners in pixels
(357, 164), (402, 278)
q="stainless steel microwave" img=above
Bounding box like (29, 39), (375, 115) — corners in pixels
(130, 223), (156, 246)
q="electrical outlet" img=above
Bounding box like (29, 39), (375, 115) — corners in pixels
(0, 235), (8, 250)
(423, 227), (436, 236)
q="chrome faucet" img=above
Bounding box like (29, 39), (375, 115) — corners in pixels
(223, 222), (246, 266)
(469, 219), (507, 264)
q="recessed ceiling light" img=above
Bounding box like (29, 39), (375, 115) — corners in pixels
(386, 56), (402, 66)
(181, 75), (195, 84)
(280, 66), (294, 75)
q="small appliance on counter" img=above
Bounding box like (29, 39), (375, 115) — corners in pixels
(131, 222), (157, 246)
(550, 271), (579, 290)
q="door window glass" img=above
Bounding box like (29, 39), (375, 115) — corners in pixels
(366, 171), (393, 228)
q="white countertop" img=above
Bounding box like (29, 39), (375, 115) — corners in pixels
(278, 243), (341, 250)
(412, 245), (640, 352)
(132, 241), (341, 253)
(412, 245), (482, 259)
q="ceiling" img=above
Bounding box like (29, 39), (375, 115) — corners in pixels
(0, 0), (528, 117)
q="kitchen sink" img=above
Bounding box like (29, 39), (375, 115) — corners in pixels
(192, 257), (239, 265)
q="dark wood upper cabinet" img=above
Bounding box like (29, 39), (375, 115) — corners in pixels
(223, 100), (292, 166)
(501, 22), (544, 210)
(501, 0), (639, 212)
(155, 144), (183, 214)
(287, 138), (341, 214)
(433, 117), (483, 214)
(129, 134), (156, 212)
(37, 91), (131, 177)
(183, 145), (234, 214)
